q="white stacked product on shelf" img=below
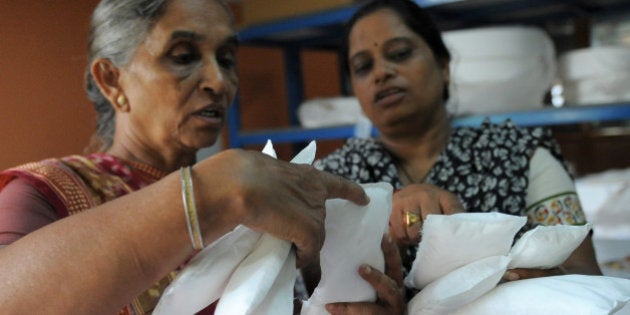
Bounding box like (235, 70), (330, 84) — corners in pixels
(297, 96), (366, 128)
(558, 46), (630, 105)
(442, 26), (556, 116)
(575, 168), (630, 280)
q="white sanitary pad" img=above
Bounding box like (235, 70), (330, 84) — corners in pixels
(405, 212), (597, 314)
(155, 141), (394, 315)
(301, 182), (393, 315)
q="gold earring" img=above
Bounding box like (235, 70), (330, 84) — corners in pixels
(116, 95), (127, 107)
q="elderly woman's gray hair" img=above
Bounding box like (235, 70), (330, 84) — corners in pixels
(85, 0), (170, 151)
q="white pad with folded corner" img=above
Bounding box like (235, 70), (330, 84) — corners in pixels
(408, 255), (510, 315)
(405, 212), (608, 314)
(508, 223), (591, 269)
(301, 182), (393, 315)
(405, 212), (526, 290)
(450, 275), (630, 315)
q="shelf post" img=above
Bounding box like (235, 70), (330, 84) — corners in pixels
(283, 45), (304, 127)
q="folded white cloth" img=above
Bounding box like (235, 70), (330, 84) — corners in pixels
(301, 182), (393, 315)
(408, 255), (510, 315)
(297, 96), (366, 128)
(451, 275), (630, 315)
(214, 234), (294, 314)
(154, 140), (316, 315)
(406, 212), (597, 314)
(153, 225), (262, 314)
(405, 212), (526, 290)
(155, 141), (394, 315)
(508, 223), (591, 269)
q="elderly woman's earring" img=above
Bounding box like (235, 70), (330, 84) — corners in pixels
(116, 95), (129, 111)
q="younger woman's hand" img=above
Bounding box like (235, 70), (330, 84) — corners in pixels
(390, 184), (464, 246)
(325, 234), (406, 315)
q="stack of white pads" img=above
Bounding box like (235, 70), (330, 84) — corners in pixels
(406, 212), (630, 314)
(153, 141), (392, 315)
(153, 141), (630, 315)
(442, 26), (556, 115)
(558, 46), (630, 106)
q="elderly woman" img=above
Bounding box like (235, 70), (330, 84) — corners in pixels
(0, 1), (373, 314)
(315, 0), (602, 300)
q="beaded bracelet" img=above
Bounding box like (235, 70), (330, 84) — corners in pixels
(180, 166), (204, 250)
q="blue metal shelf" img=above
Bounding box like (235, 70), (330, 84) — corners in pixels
(231, 125), (357, 147)
(228, 0), (630, 148)
(236, 0), (630, 46)
(237, 0), (452, 44)
(229, 103), (630, 147)
(452, 103), (630, 127)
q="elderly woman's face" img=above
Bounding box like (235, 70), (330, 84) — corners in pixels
(118, 0), (237, 153)
(348, 9), (448, 135)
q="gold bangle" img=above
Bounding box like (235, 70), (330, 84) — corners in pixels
(180, 166), (204, 250)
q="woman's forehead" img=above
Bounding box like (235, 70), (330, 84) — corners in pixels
(157, 0), (233, 34)
(144, 0), (234, 46)
(349, 10), (415, 51)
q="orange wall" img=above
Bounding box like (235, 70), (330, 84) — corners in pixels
(0, 0), (101, 169)
(236, 46), (344, 160)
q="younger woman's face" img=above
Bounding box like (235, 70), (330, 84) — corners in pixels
(348, 9), (448, 135)
(118, 0), (238, 154)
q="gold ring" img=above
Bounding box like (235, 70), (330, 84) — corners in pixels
(404, 211), (421, 227)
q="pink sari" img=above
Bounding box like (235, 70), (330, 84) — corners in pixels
(0, 153), (213, 314)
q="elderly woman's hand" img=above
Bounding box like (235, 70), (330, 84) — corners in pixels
(325, 234), (406, 315)
(195, 149), (369, 267)
(389, 184), (464, 246)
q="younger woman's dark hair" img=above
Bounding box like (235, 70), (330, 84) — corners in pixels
(341, 0), (451, 99)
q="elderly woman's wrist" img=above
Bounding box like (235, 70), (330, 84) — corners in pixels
(180, 166), (204, 251)
(188, 162), (241, 245)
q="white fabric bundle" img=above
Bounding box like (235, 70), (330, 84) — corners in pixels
(155, 141), (394, 315)
(405, 212), (527, 289)
(575, 167), (630, 240)
(154, 140), (316, 315)
(406, 212), (596, 314)
(301, 182), (393, 315)
(508, 224), (591, 269)
(407, 255), (510, 315)
(153, 225), (263, 314)
(214, 234), (295, 314)
(297, 96), (366, 128)
(451, 275), (630, 315)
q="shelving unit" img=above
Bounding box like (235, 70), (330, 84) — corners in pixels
(228, 0), (630, 148)
(230, 103), (630, 147)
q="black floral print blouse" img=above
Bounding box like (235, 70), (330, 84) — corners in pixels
(314, 120), (573, 241)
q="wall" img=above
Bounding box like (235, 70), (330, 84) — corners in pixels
(231, 3), (345, 160)
(0, 0), (100, 170)
(236, 46), (345, 160)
